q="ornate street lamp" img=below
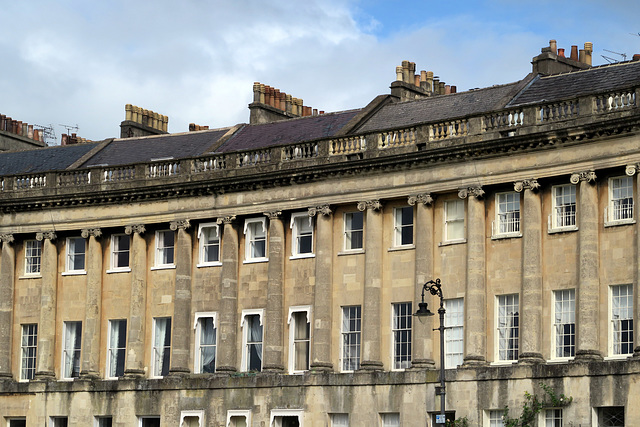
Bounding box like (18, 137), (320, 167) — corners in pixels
(415, 278), (447, 425)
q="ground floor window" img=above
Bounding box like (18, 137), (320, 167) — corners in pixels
(140, 417), (161, 427)
(8, 419), (26, 427)
(598, 407), (625, 426)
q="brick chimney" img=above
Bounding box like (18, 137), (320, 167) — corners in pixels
(248, 83), (322, 125)
(0, 114), (46, 147)
(390, 61), (455, 101)
(120, 104), (169, 138)
(532, 39), (592, 75)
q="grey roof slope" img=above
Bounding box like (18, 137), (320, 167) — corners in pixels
(82, 129), (229, 167)
(0, 143), (100, 175)
(356, 82), (523, 133)
(216, 109), (360, 153)
(508, 60), (640, 107)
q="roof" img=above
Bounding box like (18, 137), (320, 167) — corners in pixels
(0, 143), (100, 175)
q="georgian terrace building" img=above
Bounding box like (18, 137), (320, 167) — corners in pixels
(0, 41), (639, 426)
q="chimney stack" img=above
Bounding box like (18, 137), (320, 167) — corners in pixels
(120, 104), (168, 138)
(249, 82), (323, 124)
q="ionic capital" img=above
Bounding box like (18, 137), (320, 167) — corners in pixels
(36, 231), (57, 241)
(408, 193), (435, 206)
(357, 199), (383, 212)
(216, 216), (236, 225)
(169, 219), (191, 231)
(625, 164), (637, 176)
(570, 171), (597, 184)
(263, 211), (282, 220)
(0, 234), (14, 244)
(81, 228), (102, 239)
(458, 186), (484, 199)
(514, 179), (540, 193)
(308, 204), (332, 217)
(124, 224), (146, 235)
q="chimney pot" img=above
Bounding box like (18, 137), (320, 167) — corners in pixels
(558, 48), (565, 58)
(444, 85), (451, 94)
(414, 75), (420, 87)
(570, 45), (579, 61)
(451, 85), (457, 94)
(549, 39), (557, 54)
(633, 54), (640, 61)
(584, 42), (593, 66)
(396, 66), (403, 81)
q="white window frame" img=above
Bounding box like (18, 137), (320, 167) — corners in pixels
(549, 184), (577, 232)
(226, 410), (251, 427)
(61, 321), (82, 379)
(343, 211), (364, 251)
(444, 298), (464, 369)
(341, 305), (361, 372)
(609, 284), (634, 358)
(64, 236), (86, 274)
(24, 239), (42, 276)
(194, 312), (217, 374)
(290, 212), (314, 259)
(594, 406), (625, 427)
(288, 306), (311, 374)
(151, 317), (171, 378)
(606, 176), (635, 226)
(444, 199), (465, 243)
(7, 418), (27, 427)
(180, 410), (204, 427)
(244, 218), (268, 263)
(108, 234), (131, 273)
(270, 409), (303, 427)
(492, 192), (521, 238)
(391, 302), (412, 370)
(49, 417), (69, 427)
(197, 223), (221, 267)
(241, 309), (264, 372)
(20, 323), (37, 381)
(138, 416), (161, 427)
(330, 413), (349, 427)
(495, 294), (519, 364)
(106, 319), (127, 379)
(551, 289), (575, 360)
(380, 413), (400, 427)
(153, 230), (175, 269)
(94, 416), (113, 427)
(393, 206), (414, 247)
(485, 410), (505, 427)
(540, 408), (563, 427)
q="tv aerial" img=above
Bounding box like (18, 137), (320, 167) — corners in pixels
(59, 124), (79, 134)
(601, 49), (627, 63)
(34, 124), (56, 146)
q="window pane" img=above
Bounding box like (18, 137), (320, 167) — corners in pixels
(392, 303), (412, 369)
(444, 299), (464, 368)
(21, 324), (37, 380)
(497, 295), (519, 361)
(345, 212), (364, 250)
(342, 306), (361, 371)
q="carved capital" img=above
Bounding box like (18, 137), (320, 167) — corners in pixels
(514, 179), (540, 193)
(36, 231), (57, 241)
(263, 211), (282, 220)
(625, 164), (637, 176)
(308, 204), (332, 217)
(408, 193), (434, 206)
(357, 200), (383, 212)
(570, 171), (597, 184)
(124, 224), (145, 235)
(80, 228), (102, 239)
(169, 219), (191, 231)
(0, 234), (14, 244)
(459, 186), (484, 199)
(216, 216), (236, 225)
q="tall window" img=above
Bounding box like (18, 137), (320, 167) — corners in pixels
(494, 192), (520, 236)
(291, 213), (314, 257)
(289, 308), (310, 373)
(152, 317), (171, 377)
(553, 289), (575, 359)
(381, 413), (400, 427)
(24, 240), (42, 275)
(198, 223), (220, 265)
(444, 199), (464, 241)
(496, 294), (519, 362)
(608, 176), (634, 223)
(544, 409), (563, 427)
(242, 311), (263, 372)
(344, 212), (363, 250)
(611, 284), (634, 356)
(155, 230), (175, 267)
(66, 237), (86, 272)
(110, 234), (130, 270)
(62, 321), (82, 379)
(488, 410), (504, 427)
(394, 206), (413, 247)
(341, 306), (361, 372)
(227, 410), (251, 427)
(392, 302), (412, 370)
(107, 319), (127, 378)
(444, 298), (464, 369)
(551, 185), (576, 230)
(20, 324), (37, 380)
(195, 314), (217, 373)
(244, 218), (267, 261)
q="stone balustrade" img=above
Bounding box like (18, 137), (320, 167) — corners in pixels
(329, 135), (366, 155)
(282, 142), (318, 160)
(377, 127), (417, 149)
(538, 100), (579, 122)
(103, 166), (136, 182)
(484, 109), (524, 130)
(58, 170), (91, 187)
(595, 90), (636, 113)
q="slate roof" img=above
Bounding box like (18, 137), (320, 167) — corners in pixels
(508, 60), (640, 106)
(82, 129), (229, 167)
(0, 142), (100, 175)
(356, 82), (523, 133)
(216, 109), (360, 153)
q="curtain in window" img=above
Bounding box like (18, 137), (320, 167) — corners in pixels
(247, 316), (262, 371)
(154, 319), (170, 375)
(293, 313), (310, 371)
(200, 318), (216, 373)
(109, 322), (120, 377)
(64, 323), (81, 377)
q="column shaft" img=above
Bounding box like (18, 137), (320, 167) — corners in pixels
(124, 226), (147, 376)
(170, 221), (193, 375)
(634, 169), (640, 357)
(310, 207), (333, 371)
(36, 234), (57, 378)
(263, 213), (285, 372)
(217, 218), (239, 372)
(81, 231), (103, 377)
(0, 236), (15, 377)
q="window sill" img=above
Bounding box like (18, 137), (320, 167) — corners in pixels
(491, 233), (522, 240)
(388, 245), (415, 252)
(546, 357), (574, 364)
(61, 270), (86, 276)
(337, 249), (364, 256)
(197, 262), (222, 268)
(548, 226), (578, 234)
(106, 267), (131, 274)
(604, 354), (633, 361)
(19, 274), (41, 279)
(439, 239), (466, 247)
(604, 219), (636, 228)
(243, 258), (269, 264)
(150, 265), (176, 271)
(490, 360), (517, 366)
(289, 253), (315, 260)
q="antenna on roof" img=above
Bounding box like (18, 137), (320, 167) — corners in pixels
(601, 49), (627, 63)
(34, 124), (56, 146)
(59, 123), (79, 135)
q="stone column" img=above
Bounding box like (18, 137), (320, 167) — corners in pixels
(309, 205), (334, 372)
(35, 231), (57, 379)
(169, 219), (192, 375)
(515, 180), (545, 363)
(359, 199), (384, 371)
(631, 165), (640, 358)
(461, 187), (488, 366)
(216, 216), (239, 373)
(0, 234), (15, 378)
(573, 171), (604, 361)
(80, 228), (103, 378)
(124, 224), (147, 377)
(408, 194), (436, 368)
(263, 211), (285, 372)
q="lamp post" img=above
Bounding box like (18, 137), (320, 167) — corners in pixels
(414, 278), (447, 425)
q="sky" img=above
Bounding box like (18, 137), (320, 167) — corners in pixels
(0, 0), (638, 144)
